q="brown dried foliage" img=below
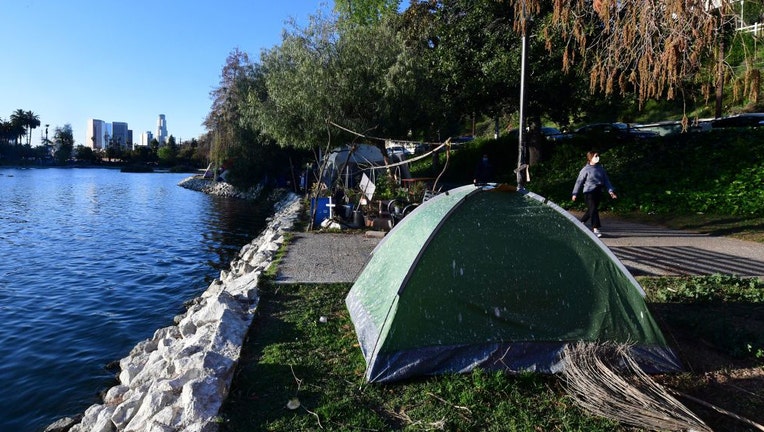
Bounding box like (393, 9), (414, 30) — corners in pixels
(517, 0), (737, 107)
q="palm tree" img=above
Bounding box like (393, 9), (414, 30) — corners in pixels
(24, 111), (40, 146)
(10, 109), (26, 145)
(0, 118), (13, 144)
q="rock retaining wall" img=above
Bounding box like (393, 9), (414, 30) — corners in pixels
(46, 191), (302, 432)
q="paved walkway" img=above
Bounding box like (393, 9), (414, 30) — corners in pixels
(273, 232), (381, 284)
(598, 216), (764, 277)
(275, 217), (764, 283)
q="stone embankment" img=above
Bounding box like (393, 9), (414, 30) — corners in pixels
(177, 176), (264, 200)
(45, 179), (301, 432)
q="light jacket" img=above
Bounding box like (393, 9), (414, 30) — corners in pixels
(572, 163), (614, 195)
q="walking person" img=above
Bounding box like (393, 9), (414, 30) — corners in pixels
(572, 151), (617, 237)
(473, 154), (494, 185)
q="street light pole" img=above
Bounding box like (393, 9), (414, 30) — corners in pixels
(516, 0), (528, 190)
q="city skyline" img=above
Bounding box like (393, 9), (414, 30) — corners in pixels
(1, 1), (325, 148)
(86, 114), (172, 150)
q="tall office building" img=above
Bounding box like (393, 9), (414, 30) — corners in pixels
(86, 119), (108, 150)
(140, 131), (153, 147)
(112, 122), (129, 150)
(156, 114), (168, 145)
(104, 122), (113, 147)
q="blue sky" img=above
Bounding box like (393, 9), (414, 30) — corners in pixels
(1, 1), (329, 146)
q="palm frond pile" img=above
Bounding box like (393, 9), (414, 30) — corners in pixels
(561, 342), (711, 432)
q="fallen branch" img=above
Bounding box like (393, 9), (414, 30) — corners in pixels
(669, 388), (764, 432)
(426, 391), (473, 422)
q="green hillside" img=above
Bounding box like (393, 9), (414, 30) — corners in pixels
(418, 129), (764, 217)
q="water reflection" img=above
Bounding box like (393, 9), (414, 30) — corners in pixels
(0, 168), (273, 431)
(202, 194), (273, 274)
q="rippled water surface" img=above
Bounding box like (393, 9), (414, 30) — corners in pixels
(0, 168), (272, 431)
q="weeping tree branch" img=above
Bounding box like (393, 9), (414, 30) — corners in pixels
(521, 0), (738, 109)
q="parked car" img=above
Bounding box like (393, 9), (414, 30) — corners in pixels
(449, 135), (475, 148)
(401, 143), (420, 155)
(540, 126), (573, 141)
(711, 113), (764, 128)
(386, 146), (407, 158)
(636, 119), (714, 136)
(574, 122), (658, 140)
(507, 127), (572, 142)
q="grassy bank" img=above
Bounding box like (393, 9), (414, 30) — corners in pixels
(218, 275), (764, 431)
(216, 129), (764, 430)
(218, 282), (620, 431)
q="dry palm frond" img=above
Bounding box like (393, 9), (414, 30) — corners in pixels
(560, 342), (711, 432)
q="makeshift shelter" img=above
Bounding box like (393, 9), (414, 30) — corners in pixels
(346, 184), (682, 383)
(322, 144), (386, 189)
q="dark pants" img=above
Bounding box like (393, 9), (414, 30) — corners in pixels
(580, 189), (602, 229)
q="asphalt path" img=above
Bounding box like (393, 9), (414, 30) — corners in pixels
(597, 215), (764, 278)
(275, 216), (764, 284)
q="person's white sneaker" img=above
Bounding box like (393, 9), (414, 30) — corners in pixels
(593, 228), (602, 238)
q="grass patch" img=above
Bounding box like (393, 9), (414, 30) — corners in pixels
(262, 232), (294, 280)
(640, 275), (764, 363)
(218, 282), (621, 431)
(637, 275), (764, 431)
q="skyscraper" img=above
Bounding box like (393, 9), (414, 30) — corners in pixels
(87, 119), (107, 150)
(140, 131), (154, 147)
(112, 122), (129, 150)
(156, 114), (168, 145)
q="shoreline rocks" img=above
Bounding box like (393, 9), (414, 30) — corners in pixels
(177, 176), (264, 200)
(45, 181), (302, 432)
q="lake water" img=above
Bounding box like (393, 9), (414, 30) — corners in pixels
(0, 167), (273, 431)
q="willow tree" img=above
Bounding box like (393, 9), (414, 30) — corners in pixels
(251, 14), (339, 150)
(517, 0), (738, 120)
(252, 11), (427, 150)
(205, 49), (253, 166)
(206, 49), (296, 188)
(334, 0), (401, 25)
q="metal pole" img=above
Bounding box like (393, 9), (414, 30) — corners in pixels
(516, 1), (528, 190)
(741, 0), (745, 28)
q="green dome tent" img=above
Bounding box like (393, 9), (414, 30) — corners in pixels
(346, 184), (682, 383)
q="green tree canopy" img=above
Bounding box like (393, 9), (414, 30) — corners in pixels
(334, 0), (401, 26)
(74, 145), (97, 163)
(251, 9), (449, 149)
(53, 124), (74, 164)
(157, 145), (177, 165)
(202, 0), (750, 182)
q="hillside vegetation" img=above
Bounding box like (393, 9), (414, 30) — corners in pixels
(407, 128), (764, 241)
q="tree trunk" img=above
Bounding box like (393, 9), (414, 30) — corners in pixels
(715, 38), (725, 119)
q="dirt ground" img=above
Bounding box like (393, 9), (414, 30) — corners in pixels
(650, 302), (764, 431)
